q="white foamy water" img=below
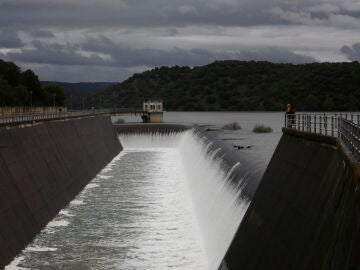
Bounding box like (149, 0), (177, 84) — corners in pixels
(179, 131), (249, 269)
(47, 220), (70, 228)
(5, 257), (28, 270)
(59, 210), (74, 217)
(8, 131), (252, 270)
(85, 183), (100, 189)
(70, 199), (85, 205)
(25, 246), (57, 252)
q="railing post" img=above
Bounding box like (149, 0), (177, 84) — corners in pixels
(297, 114), (300, 130)
(302, 114), (304, 131)
(338, 115), (342, 138)
(324, 114), (328, 136)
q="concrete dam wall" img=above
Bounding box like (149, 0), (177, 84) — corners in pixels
(0, 116), (121, 268)
(222, 129), (360, 270)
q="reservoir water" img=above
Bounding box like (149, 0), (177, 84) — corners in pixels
(114, 111), (284, 163)
(7, 112), (284, 270)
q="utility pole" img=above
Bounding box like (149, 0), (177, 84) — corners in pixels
(53, 93), (56, 107)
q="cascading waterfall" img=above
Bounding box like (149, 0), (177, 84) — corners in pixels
(178, 131), (250, 270)
(119, 130), (251, 269)
(119, 131), (185, 149)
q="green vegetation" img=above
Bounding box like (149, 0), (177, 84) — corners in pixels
(222, 122), (241, 130)
(0, 59), (66, 106)
(100, 60), (360, 111)
(253, 125), (273, 133)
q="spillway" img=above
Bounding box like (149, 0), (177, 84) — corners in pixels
(7, 129), (263, 270)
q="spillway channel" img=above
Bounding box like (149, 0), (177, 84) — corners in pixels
(7, 131), (251, 270)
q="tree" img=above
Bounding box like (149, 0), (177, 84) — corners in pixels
(0, 59), (21, 86)
(21, 69), (44, 105)
(43, 84), (66, 106)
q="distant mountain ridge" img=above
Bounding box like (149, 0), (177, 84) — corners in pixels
(98, 60), (360, 111)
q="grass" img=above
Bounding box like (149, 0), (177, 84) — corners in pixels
(114, 118), (125, 124)
(222, 122), (241, 130)
(253, 124), (273, 133)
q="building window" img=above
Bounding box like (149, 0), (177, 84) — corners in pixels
(151, 105), (155, 110)
(157, 105), (161, 110)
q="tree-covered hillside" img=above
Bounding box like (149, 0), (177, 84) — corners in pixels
(100, 61), (360, 111)
(0, 59), (66, 107)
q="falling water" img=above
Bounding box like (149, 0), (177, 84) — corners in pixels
(178, 131), (249, 269)
(7, 130), (252, 270)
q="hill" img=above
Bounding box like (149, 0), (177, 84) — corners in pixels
(99, 61), (360, 111)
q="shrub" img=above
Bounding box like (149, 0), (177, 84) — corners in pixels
(253, 124), (273, 133)
(222, 122), (241, 130)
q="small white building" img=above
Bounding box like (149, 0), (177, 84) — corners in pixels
(142, 100), (164, 123)
(143, 100), (163, 112)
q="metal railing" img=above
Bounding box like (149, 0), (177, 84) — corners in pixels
(0, 108), (144, 127)
(285, 113), (360, 160)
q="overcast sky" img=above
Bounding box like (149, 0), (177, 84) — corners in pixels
(1, 0), (360, 82)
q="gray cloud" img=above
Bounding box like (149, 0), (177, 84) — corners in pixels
(7, 41), (111, 66)
(0, 28), (24, 48)
(28, 29), (55, 38)
(81, 36), (315, 66)
(341, 43), (360, 61)
(6, 35), (315, 71)
(0, 0), (357, 81)
(0, 0), (359, 29)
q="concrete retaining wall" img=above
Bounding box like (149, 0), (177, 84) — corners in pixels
(0, 116), (121, 268)
(222, 129), (360, 269)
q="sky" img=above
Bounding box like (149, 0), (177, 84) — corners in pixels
(0, 0), (360, 82)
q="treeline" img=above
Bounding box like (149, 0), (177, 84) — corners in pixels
(0, 59), (65, 107)
(99, 61), (360, 111)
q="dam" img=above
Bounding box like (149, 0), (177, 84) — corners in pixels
(1, 112), (360, 269)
